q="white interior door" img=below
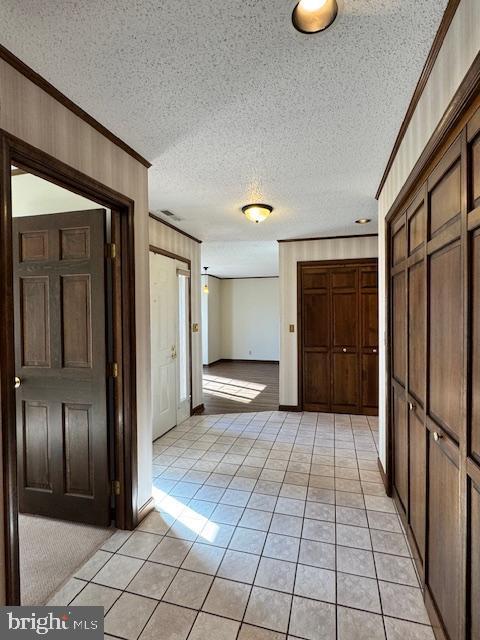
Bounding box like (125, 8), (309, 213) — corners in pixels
(176, 269), (191, 424)
(150, 252), (177, 440)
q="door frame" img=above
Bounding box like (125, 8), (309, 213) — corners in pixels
(297, 257), (378, 414)
(149, 245), (193, 418)
(0, 130), (138, 604)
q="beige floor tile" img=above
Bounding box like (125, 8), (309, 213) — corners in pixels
(218, 549), (260, 583)
(337, 573), (381, 613)
(239, 508), (273, 531)
(302, 519), (335, 544)
(180, 542), (225, 574)
(384, 617), (435, 640)
(263, 533), (299, 562)
(238, 623), (286, 640)
(127, 561), (177, 599)
(93, 554), (144, 590)
(162, 569), (213, 609)
(374, 553), (419, 586)
(148, 536), (192, 567)
(370, 530), (410, 556)
(139, 602), (196, 640)
(203, 577), (251, 620)
(70, 583), (121, 612)
(229, 527), (266, 554)
(75, 550), (112, 581)
(298, 539), (335, 570)
(336, 546), (376, 578)
(118, 531), (163, 559)
(255, 557), (296, 592)
(336, 524), (372, 550)
(337, 606), (385, 640)
(136, 511), (174, 535)
(47, 578), (87, 606)
(244, 586), (292, 633)
(294, 564), (335, 603)
(188, 612), (240, 640)
(289, 596), (336, 640)
(379, 581), (430, 625)
(104, 592), (157, 640)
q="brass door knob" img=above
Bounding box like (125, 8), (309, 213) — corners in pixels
(373, 348), (377, 353)
(14, 376), (21, 389)
(342, 348), (347, 353)
(408, 402), (416, 412)
(433, 431), (443, 442)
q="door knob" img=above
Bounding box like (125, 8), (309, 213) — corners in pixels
(408, 401), (416, 412)
(14, 376), (21, 389)
(373, 348), (377, 353)
(342, 348), (347, 353)
(433, 431), (443, 442)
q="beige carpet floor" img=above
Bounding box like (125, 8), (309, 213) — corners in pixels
(19, 513), (113, 605)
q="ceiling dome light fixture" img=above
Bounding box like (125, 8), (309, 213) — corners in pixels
(242, 203), (273, 224)
(355, 218), (371, 225)
(292, 0), (338, 34)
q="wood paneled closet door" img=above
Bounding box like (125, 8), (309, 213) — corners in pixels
(299, 259), (378, 416)
(388, 99), (480, 640)
(13, 209), (111, 526)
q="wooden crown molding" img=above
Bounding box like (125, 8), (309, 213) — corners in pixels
(277, 233), (378, 243)
(375, 0), (462, 199)
(149, 212), (202, 244)
(385, 50), (480, 223)
(0, 44), (151, 169)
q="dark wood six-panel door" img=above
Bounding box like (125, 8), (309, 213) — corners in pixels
(13, 210), (111, 526)
(299, 259), (378, 416)
(389, 100), (480, 640)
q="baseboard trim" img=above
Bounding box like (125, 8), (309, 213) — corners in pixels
(278, 405), (301, 412)
(136, 497), (155, 525)
(204, 359), (279, 365)
(191, 403), (205, 415)
(377, 458), (391, 497)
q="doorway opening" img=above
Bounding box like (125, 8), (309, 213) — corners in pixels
(1, 133), (138, 605)
(150, 246), (192, 440)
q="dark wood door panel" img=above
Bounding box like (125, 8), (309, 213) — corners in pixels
(392, 218), (407, 266)
(361, 354), (378, 410)
(13, 210), (110, 526)
(393, 385), (408, 513)
(428, 241), (463, 441)
(409, 410), (426, 563)
(430, 160), (461, 235)
(427, 435), (461, 640)
(471, 228), (480, 464)
(408, 260), (425, 405)
(303, 351), (330, 411)
(392, 270), (406, 385)
(332, 291), (357, 348)
(332, 353), (358, 410)
(303, 292), (329, 348)
(361, 290), (378, 348)
(470, 481), (480, 640)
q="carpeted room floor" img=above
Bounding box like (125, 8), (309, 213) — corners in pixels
(19, 513), (113, 605)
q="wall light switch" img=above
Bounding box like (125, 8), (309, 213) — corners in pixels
(192, 323), (199, 333)
(289, 324), (295, 333)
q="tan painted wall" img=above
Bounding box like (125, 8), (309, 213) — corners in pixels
(377, 0), (480, 468)
(149, 218), (203, 409)
(0, 59), (152, 603)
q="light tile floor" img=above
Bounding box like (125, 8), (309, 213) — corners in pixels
(51, 411), (435, 640)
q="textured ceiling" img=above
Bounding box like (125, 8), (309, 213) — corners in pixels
(202, 241), (279, 278)
(0, 0), (447, 271)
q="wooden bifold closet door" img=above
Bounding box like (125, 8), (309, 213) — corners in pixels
(299, 258), (378, 416)
(389, 99), (480, 640)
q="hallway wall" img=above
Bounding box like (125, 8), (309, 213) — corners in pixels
(202, 277), (280, 364)
(278, 236), (378, 407)
(0, 57), (151, 603)
(377, 0), (480, 469)
(149, 217), (203, 410)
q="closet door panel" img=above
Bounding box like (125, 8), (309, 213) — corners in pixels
(393, 385), (408, 512)
(427, 437), (461, 640)
(408, 410), (426, 561)
(392, 271), (406, 385)
(429, 241), (463, 440)
(408, 261), (425, 405)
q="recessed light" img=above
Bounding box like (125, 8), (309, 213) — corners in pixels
(292, 0), (338, 34)
(355, 218), (371, 225)
(242, 203), (273, 224)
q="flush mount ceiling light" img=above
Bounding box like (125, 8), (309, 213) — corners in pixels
(292, 0), (338, 34)
(355, 218), (371, 225)
(242, 203), (273, 224)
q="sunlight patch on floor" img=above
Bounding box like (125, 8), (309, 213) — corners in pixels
(203, 374), (266, 404)
(152, 486), (219, 542)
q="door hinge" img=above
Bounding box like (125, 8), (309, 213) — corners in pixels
(108, 362), (119, 378)
(106, 242), (117, 259)
(111, 480), (121, 496)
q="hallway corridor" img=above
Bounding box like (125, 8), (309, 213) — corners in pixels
(49, 410), (432, 640)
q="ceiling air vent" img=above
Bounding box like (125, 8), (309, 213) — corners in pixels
(160, 209), (183, 222)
